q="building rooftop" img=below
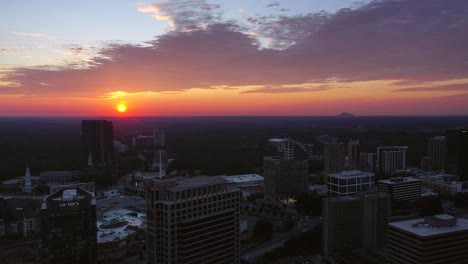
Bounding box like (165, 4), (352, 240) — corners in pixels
(379, 177), (421, 185)
(328, 170), (374, 179)
(97, 208), (145, 243)
(221, 174), (264, 184)
(389, 215), (468, 237)
(167, 176), (228, 191)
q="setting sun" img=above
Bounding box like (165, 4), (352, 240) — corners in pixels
(117, 104), (127, 113)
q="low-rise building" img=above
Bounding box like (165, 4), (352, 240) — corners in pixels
(388, 214), (468, 264)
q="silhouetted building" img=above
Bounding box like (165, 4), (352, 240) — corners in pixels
(153, 129), (165, 147)
(378, 177), (421, 203)
(359, 152), (376, 172)
(326, 170), (375, 197)
(324, 139), (345, 174)
(132, 135), (155, 148)
(347, 140), (360, 170)
(263, 157), (308, 200)
(377, 146), (407, 177)
(41, 188), (97, 264)
(388, 215), (468, 264)
(322, 191), (390, 259)
(446, 129), (468, 181)
(428, 136), (446, 171)
(146, 176), (240, 264)
(81, 120), (114, 168)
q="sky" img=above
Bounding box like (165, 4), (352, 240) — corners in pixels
(0, 0), (467, 116)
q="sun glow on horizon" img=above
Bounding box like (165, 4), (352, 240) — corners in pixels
(117, 103), (127, 113)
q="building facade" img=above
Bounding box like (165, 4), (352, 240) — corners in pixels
(153, 129), (166, 147)
(347, 140), (360, 170)
(359, 152), (376, 173)
(377, 177), (421, 203)
(326, 170), (375, 197)
(324, 139), (345, 174)
(146, 176), (240, 264)
(428, 136), (446, 171)
(82, 120), (114, 168)
(322, 192), (390, 259)
(41, 188), (97, 263)
(263, 157), (308, 200)
(377, 146), (407, 177)
(388, 215), (468, 264)
(446, 129), (468, 181)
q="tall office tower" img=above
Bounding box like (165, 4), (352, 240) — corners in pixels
(377, 146), (407, 177)
(41, 188), (97, 263)
(446, 129), (468, 181)
(327, 170), (375, 197)
(23, 163), (32, 193)
(153, 129), (166, 147)
(359, 152), (376, 172)
(263, 138), (308, 200)
(322, 192), (390, 259)
(146, 176), (240, 264)
(324, 138), (345, 174)
(428, 136), (446, 171)
(347, 140), (360, 170)
(81, 120), (114, 168)
(377, 177), (421, 203)
(388, 215), (468, 264)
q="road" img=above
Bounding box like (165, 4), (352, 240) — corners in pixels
(241, 217), (321, 263)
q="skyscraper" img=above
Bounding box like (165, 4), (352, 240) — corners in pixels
(81, 120), (114, 168)
(347, 140), (360, 170)
(359, 152), (376, 172)
(446, 129), (468, 181)
(263, 157), (308, 200)
(153, 129), (166, 147)
(428, 136), (446, 171)
(324, 138), (345, 174)
(377, 177), (421, 203)
(146, 176), (240, 264)
(41, 187), (97, 263)
(326, 170), (375, 197)
(322, 191), (390, 259)
(377, 146), (407, 177)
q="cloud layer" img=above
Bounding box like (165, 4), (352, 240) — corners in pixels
(1, 0), (468, 104)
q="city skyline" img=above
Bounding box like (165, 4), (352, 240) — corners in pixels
(1, 0), (467, 116)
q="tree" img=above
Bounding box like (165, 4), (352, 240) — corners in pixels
(253, 219), (274, 240)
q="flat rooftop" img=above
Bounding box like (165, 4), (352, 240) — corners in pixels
(167, 176), (228, 191)
(221, 174), (264, 183)
(328, 170), (374, 179)
(379, 177), (420, 185)
(389, 215), (468, 237)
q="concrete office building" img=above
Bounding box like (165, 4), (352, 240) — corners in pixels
(377, 177), (421, 202)
(327, 170), (375, 197)
(347, 140), (360, 170)
(41, 188), (97, 264)
(146, 176), (240, 264)
(388, 214), (468, 264)
(263, 157), (308, 200)
(322, 192), (390, 259)
(446, 129), (468, 181)
(324, 139), (345, 174)
(153, 129), (166, 147)
(377, 146), (407, 177)
(428, 136), (446, 171)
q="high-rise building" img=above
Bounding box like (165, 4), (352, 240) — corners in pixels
(263, 157), (308, 200)
(41, 187), (97, 263)
(146, 176), (240, 264)
(81, 120), (114, 168)
(388, 215), (468, 264)
(23, 164), (32, 193)
(326, 170), (375, 197)
(347, 140), (360, 170)
(324, 139), (345, 174)
(446, 129), (468, 181)
(153, 129), (166, 147)
(359, 152), (376, 172)
(428, 136), (446, 171)
(322, 191), (390, 259)
(132, 135), (155, 148)
(377, 146), (407, 177)
(377, 177), (421, 203)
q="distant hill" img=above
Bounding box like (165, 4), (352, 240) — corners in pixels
(338, 112), (355, 117)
